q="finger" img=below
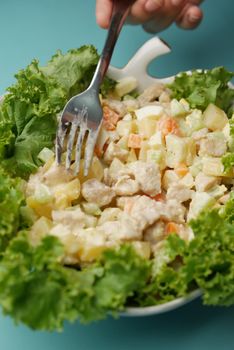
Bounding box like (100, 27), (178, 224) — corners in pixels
(96, 0), (113, 28)
(142, 0), (186, 33)
(176, 5), (203, 29)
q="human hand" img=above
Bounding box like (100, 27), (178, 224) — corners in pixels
(96, 0), (203, 33)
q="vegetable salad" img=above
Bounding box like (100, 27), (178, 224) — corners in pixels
(0, 46), (234, 331)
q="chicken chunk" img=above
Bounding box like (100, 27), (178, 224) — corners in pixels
(144, 221), (166, 245)
(162, 199), (186, 223)
(128, 161), (161, 196)
(166, 183), (194, 203)
(113, 176), (140, 196)
(81, 179), (115, 207)
(103, 142), (129, 164)
(199, 132), (227, 157)
(99, 213), (142, 241)
(127, 195), (164, 230)
(138, 84), (165, 106)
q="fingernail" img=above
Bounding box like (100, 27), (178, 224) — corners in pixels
(188, 14), (201, 22)
(171, 0), (184, 6)
(145, 0), (163, 12)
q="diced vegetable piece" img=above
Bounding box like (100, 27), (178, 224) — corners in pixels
(202, 157), (227, 177)
(26, 196), (53, 219)
(146, 149), (166, 170)
(81, 202), (101, 216)
(108, 158), (126, 180)
(165, 222), (179, 235)
(175, 163), (189, 177)
(127, 148), (138, 162)
(166, 134), (196, 168)
(115, 77), (138, 97)
(189, 157), (203, 177)
(180, 172), (194, 189)
(54, 178), (80, 209)
(122, 113), (133, 121)
(131, 241), (151, 259)
(128, 134), (142, 148)
(77, 229), (108, 262)
(135, 105), (163, 120)
(170, 99), (187, 117)
(195, 172), (217, 192)
(117, 136), (129, 150)
(103, 106), (120, 130)
(188, 192), (216, 220)
(136, 118), (157, 139)
(185, 109), (204, 133)
(207, 185), (227, 199)
(29, 216), (53, 245)
(96, 128), (110, 154)
(157, 117), (180, 136)
(138, 141), (149, 161)
(162, 170), (180, 190)
(148, 131), (165, 148)
(116, 120), (136, 137)
(34, 184), (53, 204)
(203, 103), (228, 131)
(199, 132), (227, 157)
(179, 98), (190, 111)
(38, 147), (54, 163)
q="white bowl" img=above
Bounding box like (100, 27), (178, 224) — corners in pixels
(108, 37), (202, 317)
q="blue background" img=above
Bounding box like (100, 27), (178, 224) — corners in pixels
(0, 0), (233, 349)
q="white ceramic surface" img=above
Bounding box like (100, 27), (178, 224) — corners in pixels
(108, 37), (202, 317)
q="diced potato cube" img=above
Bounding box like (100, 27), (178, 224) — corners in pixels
(136, 118), (157, 139)
(115, 77), (138, 98)
(81, 202), (101, 216)
(127, 148), (138, 163)
(146, 149), (166, 170)
(117, 136), (129, 150)
(34, 184), (53, 204)
(29, 217), (53, 245)
(38, 147), (54, 163)
(186, 109), (204, 133)
(27, 196), (53, 219)
(148, 131), (165, 148)
(202, 157), (226, 177)
(162, 170), (180, 190)
(188, 192), (216, 220)
(131, 241), (151, 260)
(170, 99), (187, 117)
(166, 134), (196, 168)
(180, 172), (194, 189)
(138, 141), (149, 161)
(54, 178), (80, 205)
(203, 103), (228, 131)
(135, 105), (163, 120)
(117, 120), (135, 137)
(77, 156), (104, 183)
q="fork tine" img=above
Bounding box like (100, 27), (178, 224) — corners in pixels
(83, 129), (100, 177)
(74, 125), (87, 175)
(65, 119), (79, 170)
(55, 121), (68, 164)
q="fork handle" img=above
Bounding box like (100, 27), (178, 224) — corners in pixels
(90, 0), (135, 93)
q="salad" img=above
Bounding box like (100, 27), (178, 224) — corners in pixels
(0, 45), (234, 331)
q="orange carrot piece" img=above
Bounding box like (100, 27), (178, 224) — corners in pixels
(165, 222), (179, 235)
(175, 163), (189, 177)
(103, 106), (120, 131)
(128, 134), (142, 148)
(157, 117), (180, 136)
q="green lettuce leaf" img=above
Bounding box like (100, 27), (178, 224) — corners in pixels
(0, 46), (115, 179)
(0, 235), (150, 331)
(187, 209), (234, 306)
(0, 169), (24, 252)
(169, 67), (234, 113)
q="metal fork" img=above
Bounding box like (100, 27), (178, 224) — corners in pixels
(55, 0), (135, 176)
